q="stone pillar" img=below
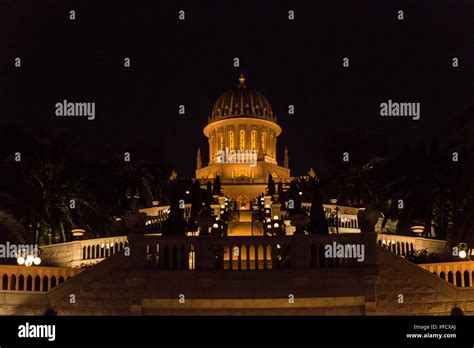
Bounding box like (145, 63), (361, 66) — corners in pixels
(263, 195), (272, 209)
(209, 131), (214, 163)
(245, 125), (251, 151)
(195, 237), (216, 270)
(224, 126), (228, 150)
(291, 235), (311, 269)
(271, 202), (282, 219)
(270, 133), (274, 158)
(274, 136), (277, 160)
(265, 128), (270, 156)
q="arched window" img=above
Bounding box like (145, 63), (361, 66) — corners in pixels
(34, 276), (41, 291)
(257, 245), (264, 270)
(229, 130), (234, 151)
(26, 275), (32, 291)
(251, 130), (256, 151)
(265, 245), (272, 270)
(188, 244), (195, 270)
(219, 132), (224, 151)
(261, 132), (266, 153)
(232, 244), (239, 270)
(464, 271), (470, 287)
(2, 274), (8, 290)
(239, 130), (245, 151)
(10, 274), (16, 291)
(43, 276), (49, 291)
(223, 246), (230, 270)
(456, 271), (462, 287)
(50, 276), (57, 289)
(249, 245), (256, 270)
(240, 245), (247, 270)
(19, 275), (25, 291)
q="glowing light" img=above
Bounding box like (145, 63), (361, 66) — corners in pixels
(298, 191), (303, 196)
(17, 256), (25, 265)
(33, 257), (41, 265)
(273, 223), (279, 228)
(213, 223), (219, 229)
(459, 250), (467, 259)
(26, 255), (34, 263)
(273, 215), (278, 220)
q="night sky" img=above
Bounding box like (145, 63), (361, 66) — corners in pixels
(0, 0), (472, 176)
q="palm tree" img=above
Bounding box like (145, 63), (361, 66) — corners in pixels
(0, 136), (109, 244)
(377, 141), (453, 239)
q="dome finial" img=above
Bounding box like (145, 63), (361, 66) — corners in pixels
(238, 73), (246, 88)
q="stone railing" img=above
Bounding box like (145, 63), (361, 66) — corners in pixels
(419, 261), (474, 288)
(129, 233), (378, 271)
(295, 203), (361, 233)
(139, 204), (192, 219)
(40, 236), (129, 268)
(377, 234), (448, 258)
(140, 204), (192, 232)
(0, 265), (78, 292)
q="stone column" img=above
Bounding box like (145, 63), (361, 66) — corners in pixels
(245, 124), (251, 151)
(224, 126), (229, 150)
(209, 129), (215, 162)
(234, 124), (239, 151)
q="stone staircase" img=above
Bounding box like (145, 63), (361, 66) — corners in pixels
(46, 251), (131, 315)
(228, 210), (263, 236)
(375, 246), (474, 315)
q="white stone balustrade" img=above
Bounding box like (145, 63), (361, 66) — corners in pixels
(0, 265), (78, 292)
(40, 236), (129, 268)
(377, 234), (448, 258)
(419, 261), (474, 288)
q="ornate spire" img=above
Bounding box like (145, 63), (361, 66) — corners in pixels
(238, 73), (246, 88)
(196, 147), (202, 169)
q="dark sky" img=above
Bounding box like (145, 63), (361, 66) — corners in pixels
(0, 0), (472, 176)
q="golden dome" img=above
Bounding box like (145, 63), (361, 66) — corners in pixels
(210, 74), (276, 122)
